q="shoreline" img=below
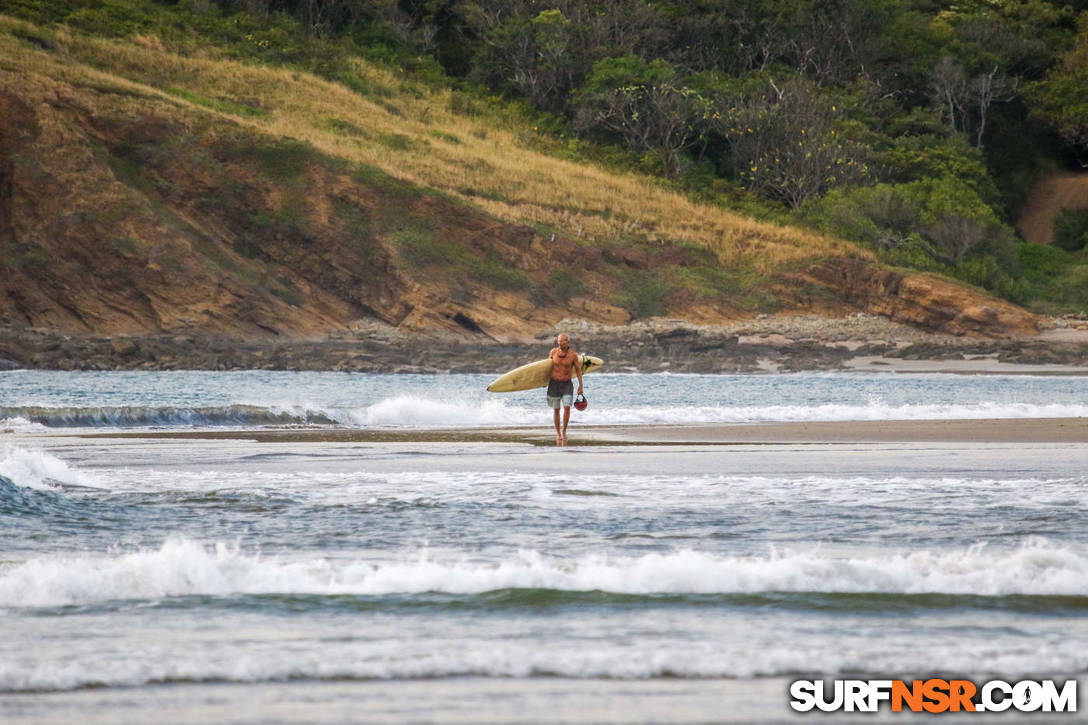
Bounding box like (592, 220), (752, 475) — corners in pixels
(78, 417), (1088, 445)
(3, 315), (1088, 374)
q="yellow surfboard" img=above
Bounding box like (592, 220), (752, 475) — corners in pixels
(486, 354), (603, 393)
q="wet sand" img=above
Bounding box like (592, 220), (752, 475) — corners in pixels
(82, 417), (1088, 445)
(585, 417), (1088, 444)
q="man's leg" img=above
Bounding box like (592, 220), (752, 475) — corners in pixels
(553, 407), (562, 444)
(561, 405), (571, 440)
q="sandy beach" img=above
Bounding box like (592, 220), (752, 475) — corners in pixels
(82, 416), (1088, 446)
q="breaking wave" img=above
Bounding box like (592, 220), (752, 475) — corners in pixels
(4, 538), (1088, 609)
(0, 397), (522, 429)
(0, 404), (338, 428)
(0, 447), (99, 490)
(4, 398), (1088, 429)
(5, 637), (1087, 692)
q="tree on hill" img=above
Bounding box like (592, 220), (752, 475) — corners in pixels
(1028, 14), (1088, 164)
(573, 55), (716, 176)
(725, 78), (870, 208)
(930, 57), (1017, 149)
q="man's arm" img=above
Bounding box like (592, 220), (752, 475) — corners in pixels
(575, 355), (584, 393)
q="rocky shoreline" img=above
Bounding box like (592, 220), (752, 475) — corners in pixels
(1, 315), (1087, 374)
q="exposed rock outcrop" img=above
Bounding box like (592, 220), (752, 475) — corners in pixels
(785, 259), (1038, 338)
(3, 315), (1085, 374)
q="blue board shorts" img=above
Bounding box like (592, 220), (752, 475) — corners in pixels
(546, 379), (574, 409)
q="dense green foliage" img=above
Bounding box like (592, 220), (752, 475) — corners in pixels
(1053, 208), (1088, 251)
(6, 0), (1088, 311)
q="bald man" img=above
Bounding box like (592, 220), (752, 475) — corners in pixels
(547, 333), (584, 445)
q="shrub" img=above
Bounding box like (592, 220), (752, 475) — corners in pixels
(1053, 209), (1088, 252)
(952, 256), (1010, 291)
(376, 132), (417, 150)
(429, 130), (461, 144)
(1017, 242), (1071, 283)
(352, 164), (421, 199)
(395, 224), (462, 266)
(166, 87), (267, 118)
(807, 177), (1016, 267)
(473, 253), (529, 290)
(613, 270), (667, 319)
(270, 278), (303, 307)
(1001, 243), (1083, 309)
(218, 137), (313, 182)
(232, 237), (262, 258)
(547, 270), (585, 302)
(319, 117), (368, 137)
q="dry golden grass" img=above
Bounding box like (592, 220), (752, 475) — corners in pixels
(0, 15), (870, 273)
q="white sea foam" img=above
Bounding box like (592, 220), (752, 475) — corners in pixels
(577, 401), (1088, 425)
(3, 538), (1088, 608)
(2, 629), (1086, 692)
(0, 417), (48, 433)
(324, 399), (1088, 427)
(258, 398), (1088, 428)
(332, 395), (527, 428)
(0, 447), (98, 490)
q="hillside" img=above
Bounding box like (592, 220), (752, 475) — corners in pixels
(0, 13), (1040, 347)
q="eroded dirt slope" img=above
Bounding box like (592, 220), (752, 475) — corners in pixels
(1017, 172), (1088, 245)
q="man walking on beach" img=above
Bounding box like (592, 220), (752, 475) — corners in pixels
(548, 333), (584, 446)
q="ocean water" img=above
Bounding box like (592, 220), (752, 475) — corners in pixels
(2, 371), (1087, 723)
(4, 369), (1088, 429)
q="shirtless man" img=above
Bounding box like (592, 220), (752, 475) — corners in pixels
(547, 333), (584, 445)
